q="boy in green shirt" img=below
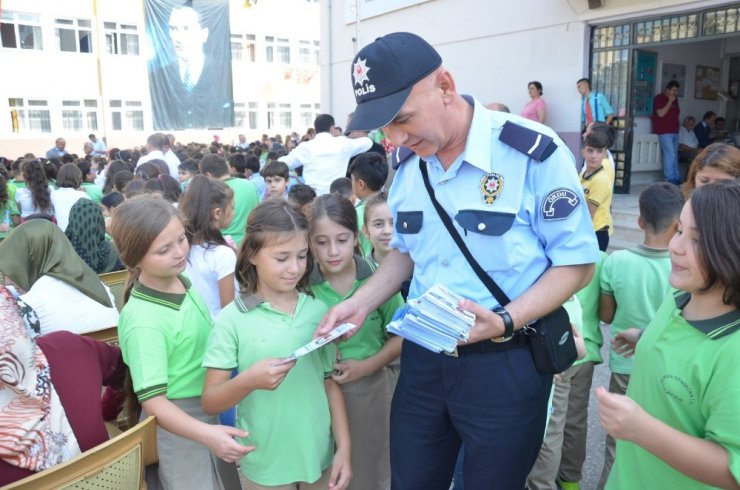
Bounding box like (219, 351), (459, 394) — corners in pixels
(595, 182), (684, 489)
(348, 152), (388, 258)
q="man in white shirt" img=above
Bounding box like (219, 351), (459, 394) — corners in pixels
(278, 114), (372, 195)
(136, 132), (180, 177)
(89, 134), (107, 157)
(678, 115), (699, 161)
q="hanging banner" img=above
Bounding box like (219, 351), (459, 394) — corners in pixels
(146, 0), (234, 130)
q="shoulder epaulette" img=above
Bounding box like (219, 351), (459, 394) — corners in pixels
(499, 121), (557, 162)
(391, 146), (415, 169)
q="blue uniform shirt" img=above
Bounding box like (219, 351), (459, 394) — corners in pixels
(388, 97), (599, 307)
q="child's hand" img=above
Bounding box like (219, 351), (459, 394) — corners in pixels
(612, 328), (642, 357)
(203, 425), (254, 463)
(328, 446), (352, 490)
(331, 359), (371, 384)
(243, 358), (296, 391)
(595, 386), (649, 443)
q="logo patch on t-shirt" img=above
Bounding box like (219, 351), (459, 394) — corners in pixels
(479, 172), (504, 205)
(541, 188), (581, 220)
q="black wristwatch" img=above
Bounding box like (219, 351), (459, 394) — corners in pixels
(492, 306), (514, 338)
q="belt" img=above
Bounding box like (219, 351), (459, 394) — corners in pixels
(454, 331), (530, 356)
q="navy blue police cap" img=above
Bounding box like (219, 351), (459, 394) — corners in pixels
(346, 32), (442, 133)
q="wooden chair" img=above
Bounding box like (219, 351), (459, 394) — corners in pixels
(4, 416), (158, 490)
(99, 270), (128, 312)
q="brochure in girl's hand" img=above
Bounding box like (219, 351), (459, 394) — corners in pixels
(386, 285), (476, 354)
(272, 322), (356, 366)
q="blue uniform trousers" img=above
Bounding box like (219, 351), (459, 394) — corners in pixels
(390, 340), (552, 490)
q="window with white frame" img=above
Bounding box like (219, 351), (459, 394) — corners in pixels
(230, 34), (243, 60)
(300, 104), (312, 129)
(313, 40), (320, 65)
(110, 100), (144, 131)
(265, 36), (274, 62)
(267, 103), (276, 129)
(277, 38), (290, 64)
(56, 18), (93, 53)
(61, 99), (99, 131)
(8, 98), (51, 133)
(248, 102), (258, 130)
(298, 40), (310, 64)
(1, 11), (43, 50)
(314, 103), (321, 122)
(245, 34), (256, 62)
(234, 103), (245, 127)
(104, 22), (139, 55)
(279, 103), (292, 129)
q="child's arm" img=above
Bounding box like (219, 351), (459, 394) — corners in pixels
(599, 292), (616, 323)
(332, 336), (401, 384)
(218, 273), (235, 308)
(324, 378), (352, 490)
(202, 359), (296, 415)
(141, 395), (253, 463)
(596, 387), (740, 489)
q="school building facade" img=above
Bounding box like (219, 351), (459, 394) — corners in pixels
(321, 0), (740, 193)
(0, 0), (321, 159)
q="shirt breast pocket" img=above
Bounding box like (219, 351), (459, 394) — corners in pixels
(396, 211), (423, 234)
(454, 209), (518, 272)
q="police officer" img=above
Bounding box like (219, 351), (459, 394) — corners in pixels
(317, 32), (599, 489)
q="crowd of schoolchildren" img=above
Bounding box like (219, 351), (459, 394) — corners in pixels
(0, 122), (739, 490)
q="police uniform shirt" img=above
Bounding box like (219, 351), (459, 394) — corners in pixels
(388, 97), (599, 307)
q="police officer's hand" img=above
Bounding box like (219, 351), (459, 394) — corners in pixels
(457, 298), (505, 343)
(316, 298), (368, 340)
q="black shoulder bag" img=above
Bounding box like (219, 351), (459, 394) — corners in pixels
(419, 160), (577, 374)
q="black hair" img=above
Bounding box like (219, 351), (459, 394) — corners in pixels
(199, 154), (229, 178)
(589, 122), (616, 148)
(715, 117), (726, 124)
(666, 80), (680, 90)
(0, 171), (8, 207)
(288, 184), (317, 208)
(180, 175), (233, 248)
(178, 158), (199, 174)
(21, 159), (52, 212)
(228, 153), (248, 175)
(260, 160), (289, 180)
(314, 114), (335, 133)
(245, 155), (260, 174)
(103, 160), (129, 194)
(528, 81), (543, 95)
(583, 130), (609, 150)
(134, 162), (161, 181)
(122, 179), (146, 199)
(348, 152), (388, 192)
(144, 175), (182, 204)
(689, 180), (740, 308)
(149, 159), (171, 177)
(113, 170), (135, 193)
(101, 191), (125, 210)
(638, 182), (684, 233)
(329, 177), (353, 200)
(577, 78), (591, 88)
(702, 111), (716, 121)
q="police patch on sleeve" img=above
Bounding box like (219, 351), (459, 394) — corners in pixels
(541, 188), (581, 220)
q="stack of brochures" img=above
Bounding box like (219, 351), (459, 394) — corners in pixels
(386, 285), (476, 354)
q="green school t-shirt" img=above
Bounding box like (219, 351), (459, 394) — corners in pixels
(607, 290), (740, 489)
(222, 177), (260, 247)
(81, 182), (104, 204)
(310, 255), (404, 361)
(600, 245), (671, 375)
(574, 251), (607, 364)
(118, 276), (212, 401)
(203, 293), (334, 486)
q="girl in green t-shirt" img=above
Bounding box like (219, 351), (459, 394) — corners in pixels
(596, 180), (740, 489)
(111, 194), (247, 490)
(362, 191), (393, 267)
(309, 193), (403, 490)
(202, 198), (351, 489)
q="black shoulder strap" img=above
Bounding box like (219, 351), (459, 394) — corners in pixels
(499, 121), (557, 162)
(419, 160), (511, 306)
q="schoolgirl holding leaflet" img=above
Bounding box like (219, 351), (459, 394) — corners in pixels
(597, 179), (740, 489)
(309, 193), (404, 490)
(110, 194), (247, 490)
(201, 198), (351, 490)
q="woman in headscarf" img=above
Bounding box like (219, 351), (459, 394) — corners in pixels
(65, 198), (121, 274)
(0, 220), (119, 336)
(0, 285), (126, 486)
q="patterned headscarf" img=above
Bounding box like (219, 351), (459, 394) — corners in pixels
(64, 199), (117, 274)
(0, 286), (81, 471)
